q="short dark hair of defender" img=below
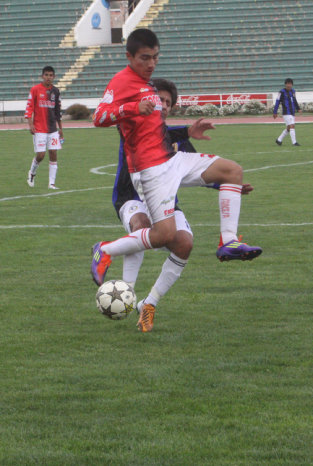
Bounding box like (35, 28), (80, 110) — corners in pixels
(284, 78), (293, 85)
(126, 28), (160, 56)
(42, 66), (55, 75)
(153, 78), (178, 108)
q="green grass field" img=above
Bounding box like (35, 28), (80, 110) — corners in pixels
(1, 124), (312, 465)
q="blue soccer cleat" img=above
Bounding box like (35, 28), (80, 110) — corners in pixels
(216, 240), (262, 262)
(91, 242), (112, 286)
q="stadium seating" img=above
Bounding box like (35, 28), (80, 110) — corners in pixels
(0, 0), (93, 100)
(1, 0), (313, 101)
(67, 0), (313, 97)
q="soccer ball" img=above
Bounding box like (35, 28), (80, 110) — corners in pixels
(96, 280), (136, 320)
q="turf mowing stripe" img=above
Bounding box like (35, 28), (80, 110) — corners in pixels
(0, 222), (312, 230)
(1, 160), (312, 203)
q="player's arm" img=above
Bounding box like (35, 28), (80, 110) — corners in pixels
(55, 90), (64, 139)
(273, 92), (281, 118)
(294, 92), (301, 113)
(93, 81), (156, 127)
(25, 89), (35, 134)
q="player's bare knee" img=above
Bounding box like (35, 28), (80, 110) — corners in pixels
(167, 231), (193, 259)
(130, 213), (151, 232)
(36, 152), (45, 162)
(49, 150), (57, 162)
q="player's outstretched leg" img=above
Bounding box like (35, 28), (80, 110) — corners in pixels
(91, 242), (112, 286)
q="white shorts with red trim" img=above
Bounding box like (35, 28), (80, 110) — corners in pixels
(131, 151), (219, 224)
(33, 131), (62, 153)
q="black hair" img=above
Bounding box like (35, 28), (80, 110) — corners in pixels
(285, 78), (293, 85)
(42, 66), (55, 75)
(126, 28), (160, 56)
(153, 78), (178, 108)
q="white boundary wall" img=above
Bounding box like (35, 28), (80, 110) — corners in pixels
(2, 92), (313, 114)
(122, 0), (154, 39)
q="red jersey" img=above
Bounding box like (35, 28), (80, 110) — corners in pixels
(25, 83), (62, 133)
(93, 65), (174, 172)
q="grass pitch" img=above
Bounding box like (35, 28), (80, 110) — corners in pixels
(1, 123), (312, 465)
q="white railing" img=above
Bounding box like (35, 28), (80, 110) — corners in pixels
(122, 0), (154, 39)
(1, 92), (313, 115)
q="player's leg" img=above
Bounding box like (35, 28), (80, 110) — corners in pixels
(119, 200), (151, 288)
(276, 118), (289, 145)
(137, 210), (193, 332)
(289, 120), (299, 145)
(27, 133), (47, 187)
(47, 131), (62, 189)
(178, 152), (262, 261)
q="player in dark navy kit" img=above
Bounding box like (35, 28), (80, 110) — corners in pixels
(273, 78), (301, 146)
(25, 66), (63, 189)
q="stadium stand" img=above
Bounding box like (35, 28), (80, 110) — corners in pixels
(0, 0), (94, 100)
(1, 0), (313, 102)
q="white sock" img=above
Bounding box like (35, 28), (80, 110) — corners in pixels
(101, 228), (152, 257)
(30, 157), (40, 175)
(145, 253), (188, 307)
(123, 251), (144, 288)
(219, 184), (241, 244)
(49, 162), (58, 185)
(278, 129), (288, 142)
(290, 129), (297, 144)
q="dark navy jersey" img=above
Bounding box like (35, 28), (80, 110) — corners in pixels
(273, 88), (300, 116)
(112, 125), (219, 218)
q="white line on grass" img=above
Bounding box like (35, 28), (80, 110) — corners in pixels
(0, 186), (111, 202)
(244, 160), (313, 172)
(0, 222), (312, 230)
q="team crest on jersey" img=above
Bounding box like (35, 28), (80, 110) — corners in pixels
(51, 93), (55, 101)
(40, 94), (45, 98)
(129, 205), (138, 214)
(110, 112), (117, 122)
(140, 88), (150, 93)
(101, 89), (114, 104)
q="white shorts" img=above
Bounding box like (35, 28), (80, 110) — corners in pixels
(119, 199), (193, 236)
(283, 115), (295, 126)
(33, 131), (62, 153)
(131, 151), (219, 224)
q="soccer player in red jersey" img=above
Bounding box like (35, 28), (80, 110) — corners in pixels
(25, 66), (63, 189)
(91, 29), (262, 332)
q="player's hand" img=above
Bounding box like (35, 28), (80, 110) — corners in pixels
(241, 183), (254, 195)
(139, 100), (156, 115)
(28, 122), (35, 135)
(58, 129), (64, 139)
(188, 118), (215, 141)
(273, 114), (278, 119)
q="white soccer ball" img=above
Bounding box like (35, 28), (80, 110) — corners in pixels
(96, 280), (136, 320)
